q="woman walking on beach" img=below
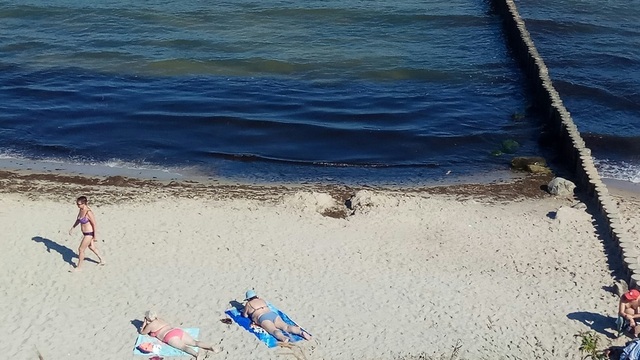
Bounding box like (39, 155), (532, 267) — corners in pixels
(68, 196), (104, 270)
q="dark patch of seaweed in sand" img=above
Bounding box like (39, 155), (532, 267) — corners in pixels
(0, 169), (556, 207)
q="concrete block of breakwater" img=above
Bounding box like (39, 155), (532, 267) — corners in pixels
(578, 165), (597, 191)
(631, 273), (640, 288)
(584, 166), (601, 184)
(591, 180), (605, 198)
(546, 90), (560, 107)
(624, 260), (639, 279)
(620, 237), (638, 255)
(571, 135), (586, 149)
(549, 86), (563, 101)
(565, 123), (582, 142)
(565, 123), (581, 139)
(595, 182), (609, 198)
(569, 131), (582, 147)
(581, 162), (597, 179)
(621, 250), (637, 268)
(610, 218), (624, 242)
(588, 175), (602, 195)
(600, 193), (616, 208)
(603, 199), (620, 220)
(511, 6), (523, 20)
(625, 252), (640, 267)
(528, 44), (541, 58)
(537, 63), (549, 76)
(623, 245), (640, 259)
(578, 146), (591, 158)
(628, 261), (640, 279)
(607, 216), (622, 234)
(560, 109), (575, 123)
(570, 138), (584, 158)
(594, 189), (609, 215)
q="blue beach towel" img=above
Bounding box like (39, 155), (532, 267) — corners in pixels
(133, 328), (200, 356)
(225, 302), (308, 348)
(622, 338), (640, 360)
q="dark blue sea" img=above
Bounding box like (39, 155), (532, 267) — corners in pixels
(0, 0), (638, 185)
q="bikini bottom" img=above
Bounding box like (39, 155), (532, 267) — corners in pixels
(257, 311), (278, 324)
(163, 328), (184, 343)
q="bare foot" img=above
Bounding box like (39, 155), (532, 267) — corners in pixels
(300, 329), (312, 341)
(98, 261), (106, 266)
(204, 347), (222, 358)
(70, 267), (82, 273)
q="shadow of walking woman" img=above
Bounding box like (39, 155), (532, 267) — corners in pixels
(32, 236), (77, 267)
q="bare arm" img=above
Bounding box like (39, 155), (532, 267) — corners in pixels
(242, 302), (249, 318)
(140, 318), (150, 335)
(69, 219), (80, 235)
(87, 210), (98, 240)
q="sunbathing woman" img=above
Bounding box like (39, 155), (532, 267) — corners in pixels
(140, 310), (221, 359)
(68, 196), (104, 270)
(242, 290), (312, 343)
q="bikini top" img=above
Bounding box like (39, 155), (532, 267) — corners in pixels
(78, 211), (90, 224)
(246, 300), (268, 317)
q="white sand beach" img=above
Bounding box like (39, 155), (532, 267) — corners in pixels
(0, 171), (638, 360)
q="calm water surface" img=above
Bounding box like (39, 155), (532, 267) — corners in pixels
(0, 0), (637, 184)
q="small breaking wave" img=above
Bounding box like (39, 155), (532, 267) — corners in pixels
(595, 158), (640, 184)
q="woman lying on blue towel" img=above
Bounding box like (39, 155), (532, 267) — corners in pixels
(242, 289), (312, 343)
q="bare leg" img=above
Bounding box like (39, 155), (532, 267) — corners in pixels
(274, 317), (312, 340)
(73, 236), (93, 271)
(260, 320), (290, 342)
(87, 239), (105, 265)
(196, 340), (221, 353)
(174, 331), (221, 358)
(624, 309), (637, 335)
(167, 336), (199, 359)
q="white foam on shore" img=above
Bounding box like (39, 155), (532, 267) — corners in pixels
(0, 152), (526, 187)
(0, 156), (198, 181)
(595, 158), (640, 184)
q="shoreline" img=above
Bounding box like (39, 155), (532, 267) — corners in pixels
(0, 154), (581, 188)
(2, 156), (638, 198)
(604, 177), (640, 199)
(2, 165), (639, 207)
(0, 167), (559, 204)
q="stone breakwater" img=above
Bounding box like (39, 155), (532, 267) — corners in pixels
(492, 0), (638, 286)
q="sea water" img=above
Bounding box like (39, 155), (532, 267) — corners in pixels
(0, 0), (637, 185)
